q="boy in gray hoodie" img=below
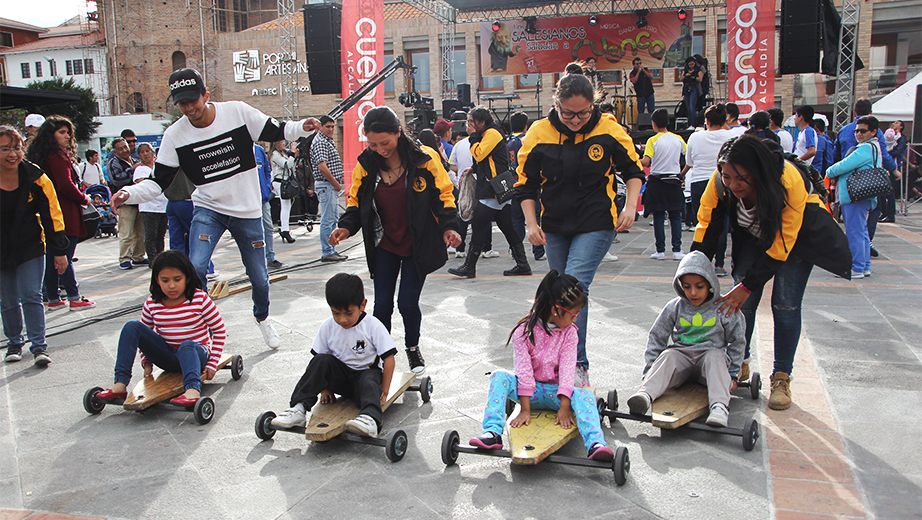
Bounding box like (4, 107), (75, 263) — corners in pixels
(627, 251), (746, 427)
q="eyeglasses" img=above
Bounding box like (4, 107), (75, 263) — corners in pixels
(555, 304), (580, 318)
(557, 104), (593, 120)
(854, 128), (871, 134)
(0, 146), (24, 154)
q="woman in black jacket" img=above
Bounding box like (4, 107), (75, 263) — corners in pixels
(0, 126), (69, 365)
(329, 107), (460, 374)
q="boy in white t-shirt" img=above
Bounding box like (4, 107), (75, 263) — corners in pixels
(793, 105), (818, 166)
(642, 109), (687, 260)
(270, 274), (397, 437)
(768, 107), (794, 153)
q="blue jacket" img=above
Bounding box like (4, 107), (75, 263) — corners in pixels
(826, 137), (883, 204)
(814, 133), (827, 174)
(835, 118), (895, 171)
(254, 144), (272, 203)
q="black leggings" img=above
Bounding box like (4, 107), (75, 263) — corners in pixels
(469, 202), (520, 252)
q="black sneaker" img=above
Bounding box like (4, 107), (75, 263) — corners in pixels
(5, 345), (23, 363)
(33, 350), (51, 367)
(267, 259), (284, 269)
(132, 258), (149, 266)
(406, 347), (426, 374)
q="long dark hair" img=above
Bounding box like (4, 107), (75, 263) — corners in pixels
(744, 111), (779, 143)
(417, 129), (441, 151)
(149, 249), (202, 303)
(717, 135), (787, 249)
(362, 106), (421, 172)
(507, 270), (587, 346)
(25, 115), (75, 166)
(555, 72), (598, 104)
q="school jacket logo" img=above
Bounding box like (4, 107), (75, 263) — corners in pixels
(413, 176), (426, 192)
(588, 144), (604, 161)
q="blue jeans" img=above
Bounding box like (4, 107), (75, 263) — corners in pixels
(262, 201), (276, 262)
(653, 210), (683, 253)
(1, 255), (47, 353)
(511, 199), (545, 259)
(166, 200), (214, 274)
(373, 247), (426, 348)
(316, 180), (340, 256)
(43, 235), (79, 303)
(637, 93), (655, 114)
(190, 206), (269, 320)
(114, 321), (208, 391)
(732, 232), (814, 375)
(842, 198), (873, 273)
(544, 228), (616, 371)
(685, 89), (698, 127)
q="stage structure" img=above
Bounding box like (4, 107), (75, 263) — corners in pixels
(832, 0), (860, 132)
(278, 0), (300, 120)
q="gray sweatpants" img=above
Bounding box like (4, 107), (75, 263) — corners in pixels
(640, 347), (731, 408)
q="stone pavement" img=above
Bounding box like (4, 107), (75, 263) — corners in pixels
(1, 209), (919, 520)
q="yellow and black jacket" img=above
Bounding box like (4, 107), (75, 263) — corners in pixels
(1, 160), (69, 270)
(468, 121), (509, 200)
(691, 160), (851, 289)
(514, 109), (645, 235)
(339, 145), (459, 278)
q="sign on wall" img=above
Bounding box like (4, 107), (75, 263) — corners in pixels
(726, 0), (775, 118)
(232, 49), (310, 83)
(480, 12), (694, 76)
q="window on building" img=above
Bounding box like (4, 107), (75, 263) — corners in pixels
(0, 62), (6, 84)
(21, 62), (30, 79)
(66, 60), (73, 76)
(1, 32), (12, 47)
(516, 74), (540, 90)
(129, 92), (144, 113)
(452, 47), (466, 89)
(674, 31), (705, 83)
(48, 60), (56, 76)
(383, 51), (395, 95)
(35, 62), (42, 78)
(172, 51), (186, 71)
(73, 59), (83, 75)
(407, 50), (430, 94)
(84, 58), (94, 74)
(477, 46), (503, 91)
(718, 30), (728, 79)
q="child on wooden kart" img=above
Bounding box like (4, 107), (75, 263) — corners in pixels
(470, 270), (614, 461)
(95, 250), (226, 406)
(627, 251), (746, 427)
(270, 273), (396, 437)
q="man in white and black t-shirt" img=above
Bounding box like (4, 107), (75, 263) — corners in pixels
(112, 68), (320, 349)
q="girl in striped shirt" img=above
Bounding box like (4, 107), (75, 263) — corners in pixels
(95, 250), (226, 406)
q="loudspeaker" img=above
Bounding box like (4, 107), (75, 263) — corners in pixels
(457, 83), (471, 105)
(779, 0), (823, 75)
(637, 112), (653, 131)
(304, 4), (342, 95)
(443, 100), (463, 119)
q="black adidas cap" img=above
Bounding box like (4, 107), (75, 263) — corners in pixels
(168, 68), (206, 103)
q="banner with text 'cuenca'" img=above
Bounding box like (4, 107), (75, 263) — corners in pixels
(481, 12), (694, 75)
(341, 0), (383, 191)
(727, 0), (775, 118)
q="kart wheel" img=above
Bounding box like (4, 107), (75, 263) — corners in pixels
(83, 387), (106, 414)
(385, 429), (408, 462)
(441, 429), (460, 466)
(193, 397), (215, 425)
(750, 372), (761, 400)
(596, 397), (606, 415)
(231, 355), (244, 381)
(613, 445), (630, 486)
(743, 419), (759, 451)
(607, 389), (619, 411)
(255, 411), (277, 440)
(419, 376), (432, 403)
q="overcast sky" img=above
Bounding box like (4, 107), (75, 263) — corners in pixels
(7, 0), (83, 28)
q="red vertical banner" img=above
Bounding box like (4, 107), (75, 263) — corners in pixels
(727, 0), (776, 119)
(341, 0), (384, 192)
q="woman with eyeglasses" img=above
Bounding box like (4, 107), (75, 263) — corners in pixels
(515, 71), (645, 387)
(0, 126), (69, 366)
(692, 135), (850, 411)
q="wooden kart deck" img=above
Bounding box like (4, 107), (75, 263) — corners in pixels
(508, 410), (580, 465)
(304, 372), (416, 441)
(123, 354), (233, 411)
(650, 383), (710, 429)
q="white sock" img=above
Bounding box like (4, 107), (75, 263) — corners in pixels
(293, 403), (305, 413)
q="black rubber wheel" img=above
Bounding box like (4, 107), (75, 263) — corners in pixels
(419, 376), (432, 403)
(750, 372), (761, 400)
(505, 399), (516, 417)
(743, 419), (759, 451)
(193, 396), (215, 425)
(255, 411), (277, 440)
(613, 445), (630, 486)
(306, 222), (314, 232)
(607, 389), (619, 411)
(83, 387), (106, 414)
(441, 429), (460, 466)
(596, 397), (606, 415)
(231, 355), (244, 381)
(385, 429), (408, 462)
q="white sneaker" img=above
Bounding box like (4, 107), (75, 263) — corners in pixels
(455, 251), (466, 258)
(271, 407), (306, 429)
(207, 270), (220, 281)
(627, 392), (652, 415)
(706, 403), (729, 427)
(673, 251), (686, 261)
(258, 319), (280, 349)
(345, 413), (378, 437)
(603, 252), (619, 262)
(481, 250), (500, 258)
(650, 252), (666, 260)
(447, 246), (456, 253)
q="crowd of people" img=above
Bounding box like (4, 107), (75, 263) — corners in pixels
(0, 61), (916, 427)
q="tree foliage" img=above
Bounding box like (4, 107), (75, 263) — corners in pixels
(24, 78), (101, 142)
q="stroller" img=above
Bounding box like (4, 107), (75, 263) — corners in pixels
(85, 184), (118, 238)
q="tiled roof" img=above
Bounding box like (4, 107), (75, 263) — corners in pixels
(0, 32), (104, 54)
(0, 17), (48, 33)
(243, 2), (425, 32)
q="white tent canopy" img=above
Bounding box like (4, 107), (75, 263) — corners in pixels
(872, 71), (922, 122)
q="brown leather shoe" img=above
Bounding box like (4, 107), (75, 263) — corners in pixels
(769, 372), (792, 410)
(739, 361), (750, 382)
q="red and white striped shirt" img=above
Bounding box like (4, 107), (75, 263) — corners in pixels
(140, 289), (226, 371)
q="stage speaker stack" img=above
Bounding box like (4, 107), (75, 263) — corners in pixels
(443, 100), (463, 119)
(637, 113), (653, 131)
(304, 4), (342, 95)
(457, 84), (471, 105)
(779, 0), (824, 75)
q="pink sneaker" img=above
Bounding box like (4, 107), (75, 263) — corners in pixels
(588, 443), (614, 461)
(46, 301), (67, 311)
(69, 297), (96, 311)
